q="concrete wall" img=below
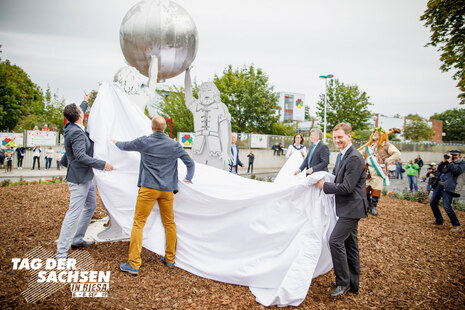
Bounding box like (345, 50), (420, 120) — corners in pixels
(6, 145), (450, 170)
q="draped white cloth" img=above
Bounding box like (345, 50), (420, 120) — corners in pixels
(88, 83), (337, 307)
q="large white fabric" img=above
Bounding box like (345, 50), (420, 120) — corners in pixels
(88, 83), (337, 307)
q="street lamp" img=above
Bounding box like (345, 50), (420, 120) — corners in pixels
(319, 74), (334, 143)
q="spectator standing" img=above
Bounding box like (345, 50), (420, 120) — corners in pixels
(55, 150), (63, 170)
(405, 160), (419, 192)
(45, 146), (54, 169)
(16, 145), (26, 170)
(33, 125), (39, 131)
(247, 151), (255, 174)
(32, 146), (41, 170)
(395, 159), (404, 180)
(428, 150), (465, 231)
(0, 149), (5, 169)
(42, 124), (50, 131)
(415, 155), (424, 179)
(4, 146), (14, 172)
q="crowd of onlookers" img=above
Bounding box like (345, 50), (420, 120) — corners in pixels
(0, 145), (64, 173)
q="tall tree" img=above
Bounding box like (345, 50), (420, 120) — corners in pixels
(404, 114), (434, 141)
(0, 59), (44, 131)
(315, 79), (373, 134)
(421, 0), (465, 104)
(214, 65), (279, 133)
(155, 85), (195, 138)
(430, 108), (465, 141)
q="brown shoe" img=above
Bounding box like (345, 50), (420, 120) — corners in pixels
(450, 226), (462, 232)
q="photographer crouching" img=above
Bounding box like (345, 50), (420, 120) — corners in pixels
(428, 150), (465, 231)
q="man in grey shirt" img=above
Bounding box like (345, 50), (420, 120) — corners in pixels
(114, 116), (195, 275)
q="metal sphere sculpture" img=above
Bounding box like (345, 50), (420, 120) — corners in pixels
(119, 0), (198, 81)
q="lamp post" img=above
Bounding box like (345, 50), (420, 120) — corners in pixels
(319, 74), (334, 143)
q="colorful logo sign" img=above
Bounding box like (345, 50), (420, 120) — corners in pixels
(182, 134), (193, 146)
(295, 99), (303, 108)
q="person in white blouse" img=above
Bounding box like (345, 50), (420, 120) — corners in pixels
(286, 134), (307, 159)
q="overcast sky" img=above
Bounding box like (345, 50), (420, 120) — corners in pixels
(0, 0), (461, 119)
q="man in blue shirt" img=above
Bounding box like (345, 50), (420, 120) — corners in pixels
(114, 116), (195, 275)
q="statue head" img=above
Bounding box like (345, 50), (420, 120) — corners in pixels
(198, 82), (221, 106)
(113, 66), (146, 95)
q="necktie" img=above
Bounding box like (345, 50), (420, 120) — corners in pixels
(336, 153), (342, 172)
(307, 144), (316, 167)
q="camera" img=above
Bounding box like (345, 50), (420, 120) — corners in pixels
(444, 154), (450, 160)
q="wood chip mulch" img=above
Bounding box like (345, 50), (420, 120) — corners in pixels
(0, 183), (464, 309)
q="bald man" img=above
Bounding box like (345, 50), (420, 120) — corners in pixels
(112, 116), (195, 275)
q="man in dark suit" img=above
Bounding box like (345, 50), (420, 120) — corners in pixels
(229, 133), (244, 174)
(295, 128), (329, 176)
(56, 94), (113, 259)
(316, 123), (368, 297)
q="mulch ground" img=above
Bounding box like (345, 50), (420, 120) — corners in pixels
(0, 183), (464, 309)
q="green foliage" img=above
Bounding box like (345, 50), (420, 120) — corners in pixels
(14, 86), (67, 133)
(382, 188), (388, 196)
(0, 59), (44, 131)
(388, 192), (404, 200)
(453, 199), (465, 212)
(154, 85), (195, 138)
(404, 114), (433, 141)
(430, 108), (465, 142)
(421, 0), (465, 104)
(270, 122), (296, 136)
(214, 65), (279, 133)
(315, 79), (373, 133)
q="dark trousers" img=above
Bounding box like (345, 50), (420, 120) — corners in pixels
(32, 156), (40, 169)
(45, 157), (52, 169)
(247, 162), (253, 173)
(429, 186), (460, 226)
(57, 160), (61, 170)
(17, 156), (23, 168)
(329, 217), (360, 289)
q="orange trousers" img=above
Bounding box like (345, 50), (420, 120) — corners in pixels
(128, 186), (176, 269)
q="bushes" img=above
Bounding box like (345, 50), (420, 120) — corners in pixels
(387, 188), (465, 211)
(0, 177), (66, 187)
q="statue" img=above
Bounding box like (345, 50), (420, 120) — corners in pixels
(185, 68), (232, 170)
(116, 0), (199, 111)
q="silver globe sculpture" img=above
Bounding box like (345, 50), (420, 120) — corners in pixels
(119, 0), (198, 82)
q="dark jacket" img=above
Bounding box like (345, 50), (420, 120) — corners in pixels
(247, 153), (255, 163)
(60, 101), (106, 184)
(323, 145), (368, 219)
(436, 158), (465, 193)
(116, 131), (195, 192)
(230, 145), (243, 167)
(299, 141), (329, 174)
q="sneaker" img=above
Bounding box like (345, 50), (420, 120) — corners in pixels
(120, 263), (138, 275)
(450, 226), (461, 232)
(71, 240), (95, 249)
(161, 256), (175, 267)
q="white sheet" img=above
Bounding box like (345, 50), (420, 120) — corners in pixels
(88, 83), (337, 307)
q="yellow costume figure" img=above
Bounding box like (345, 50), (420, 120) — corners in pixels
(359, 128), (401, 216)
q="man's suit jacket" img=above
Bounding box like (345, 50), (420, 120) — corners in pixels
(299, 141), (329, 173)
(323, 145), (368, 219)
(60, 101), (105, 184)
(230, 145), (243, 167)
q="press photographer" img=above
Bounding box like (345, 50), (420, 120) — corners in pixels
(428, 149), (465, 231)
